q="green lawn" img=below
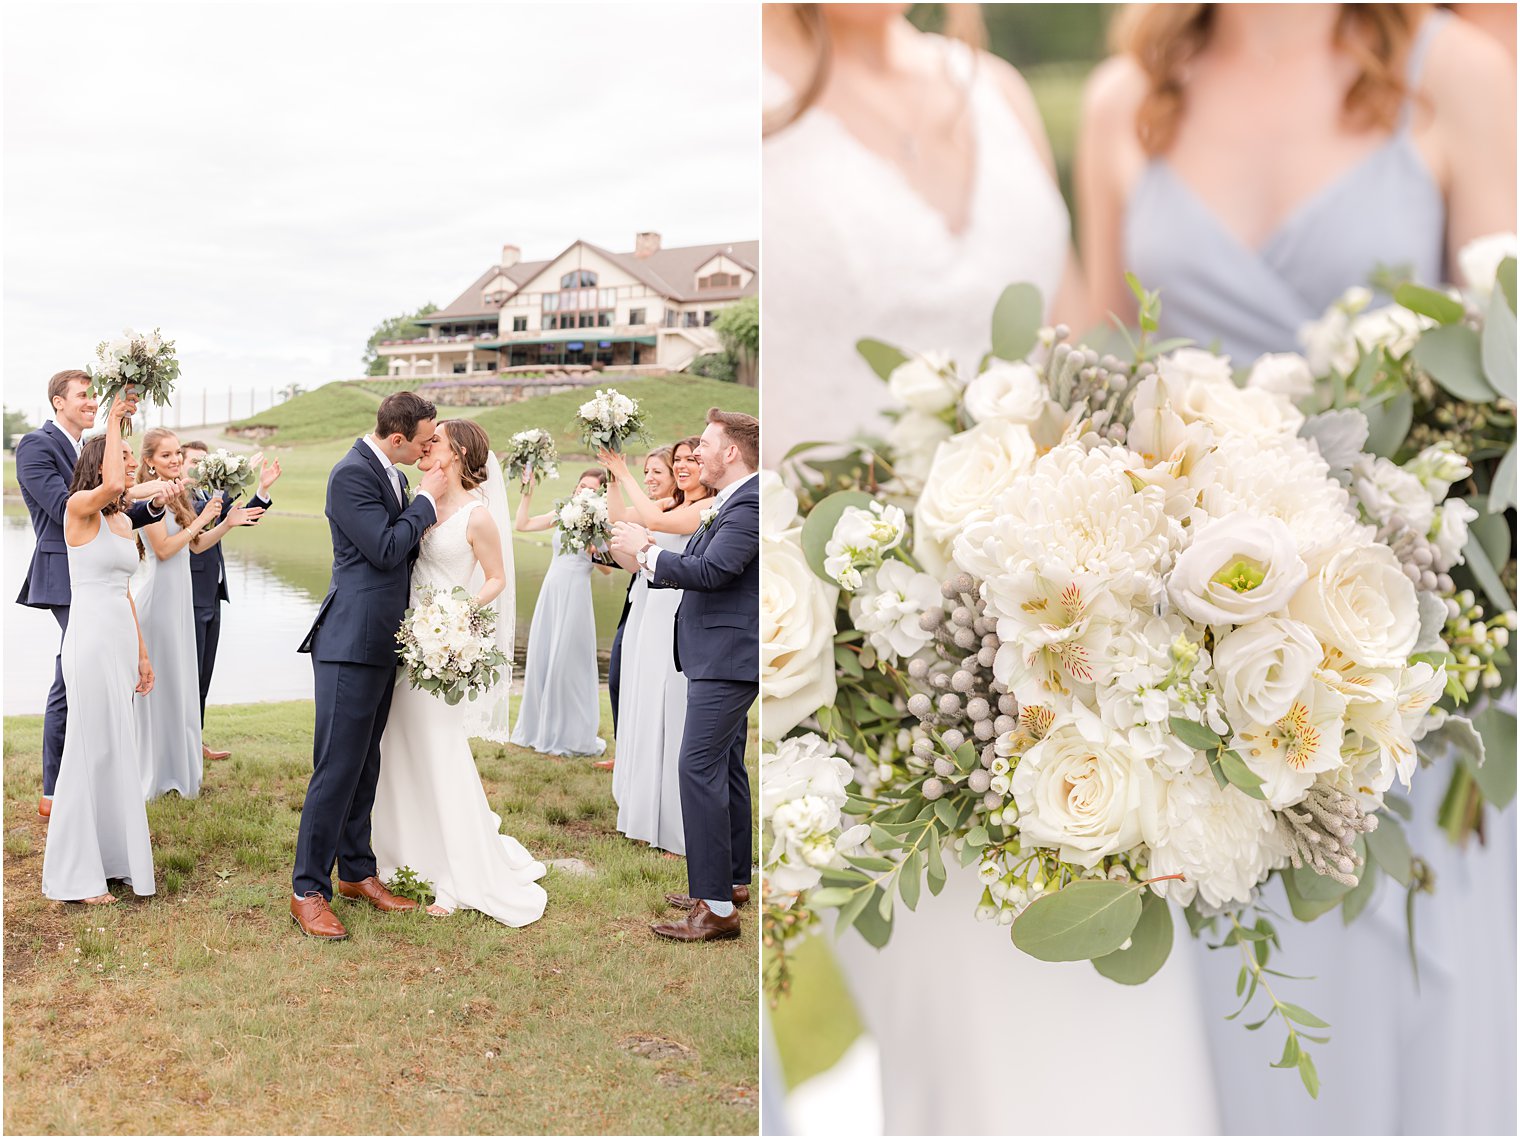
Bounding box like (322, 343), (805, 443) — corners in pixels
(3, 693), (760, 1135)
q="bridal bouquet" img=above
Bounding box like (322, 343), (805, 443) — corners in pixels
(503, 428), (559, 482)
(1298, 235), (1517, 842)
(396, 585), (509, 705)
(573, 388), (647, 454)
(87, 327), (180, 435)
(762, 281), (1493, 1097)
(554, 485), (610, 555)
(189, 448), (258, 499)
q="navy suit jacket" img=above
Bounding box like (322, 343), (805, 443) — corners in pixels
(15, 420), (159, 608)
(647, 477), (758, 683)
(298, 439), (436, 667)
(188, 489), (272, 610)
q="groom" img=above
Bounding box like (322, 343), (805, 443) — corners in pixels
(291, 392), (447, 939)
(611, 408), (759, 943)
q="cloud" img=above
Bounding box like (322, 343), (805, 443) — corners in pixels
(2, 1), (759, 419)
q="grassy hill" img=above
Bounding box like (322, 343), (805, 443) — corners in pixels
(229, 374), (757, 454)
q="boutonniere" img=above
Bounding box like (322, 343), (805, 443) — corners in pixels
(696, 504), (720, 535)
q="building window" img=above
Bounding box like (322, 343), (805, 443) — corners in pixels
(512, 316), (527, 332)
(560, 269), (598, 289)
(703, 310), (717, 326)
(665, 311), (679, 328)
(474, 360), (493, 371)
(684, 311), (700, 328)
(698, 271), (739, 289)
(453, 363), (468, 374)
(629, 307), (645, 325)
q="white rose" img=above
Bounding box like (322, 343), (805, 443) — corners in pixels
(1158, 349), (1304, 441)
(759, 471), (799, 536)
(1430, 497), (1478, 571)
(1213, 616), (1323, 730)
(963, 360), (1047, 425)
(761, 531), (839, 740)
(1289, 544), (1420, 668)
(1350, 454), (1436, 534)
(887, 351), (961, 414)
(1246, 353), (1315, 402)
(849, 560), (942, 662)
(1457, 232), (1517, 308)
(1009, 710), (1164, 868)
(1168, 513), (1308, 626)
(915, 419), (1037, 567)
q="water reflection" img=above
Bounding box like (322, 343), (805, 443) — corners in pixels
(4, 508), (627, 715)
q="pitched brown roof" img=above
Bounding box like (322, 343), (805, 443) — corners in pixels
(421, 239), (758, 322)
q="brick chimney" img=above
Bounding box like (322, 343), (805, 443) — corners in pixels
(634, 231), (662, 259)
(500, 243), (521, 269)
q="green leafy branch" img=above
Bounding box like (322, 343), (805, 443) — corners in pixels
(1218, 911), (1327, 1099)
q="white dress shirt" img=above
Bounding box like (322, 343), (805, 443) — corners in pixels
(644, 470), (756, 576)
(363, 435), (434, 511)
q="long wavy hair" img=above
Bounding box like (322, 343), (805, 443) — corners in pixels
(1115, 3), (1426, 155)
(140, 426), (197, 529)
(71, 435), (144, 559)
(643, 446), (678, 511)
(436, 419), (493, 491)
(762, 4), (988, 137)
(670, 435), (710, 510)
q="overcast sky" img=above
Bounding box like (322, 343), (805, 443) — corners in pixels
(2, 1), (759, 421)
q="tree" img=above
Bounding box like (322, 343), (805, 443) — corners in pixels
(363, 302), (439, 375)
(714, 296), (759, 386)
(4, 406), (33, 450)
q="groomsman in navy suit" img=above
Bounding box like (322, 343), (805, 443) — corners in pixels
(14, 370), (172, 820)
(180, 440), (278, 761)
(612, 408), (759, 942)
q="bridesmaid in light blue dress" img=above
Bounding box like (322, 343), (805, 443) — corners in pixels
(41, 404), (155, 903)
(133, 429), (264, 800)
(510, 466), (608, 757)
(1080, 6), (1516, 1133)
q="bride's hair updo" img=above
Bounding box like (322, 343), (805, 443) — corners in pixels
(438, 419), (493, 490)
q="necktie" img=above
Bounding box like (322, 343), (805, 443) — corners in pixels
(387, 466), (404, 507)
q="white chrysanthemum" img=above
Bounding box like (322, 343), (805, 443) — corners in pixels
(958, 442), (1177, 603)
(850, 560), (942, 662)
(1148, 762), (1290, 909)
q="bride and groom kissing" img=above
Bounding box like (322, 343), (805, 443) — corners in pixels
(288, 391), (759, 943)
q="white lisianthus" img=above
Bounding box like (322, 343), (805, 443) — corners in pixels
(1429, 497), (1478, 571)
(1158, 347), (1236, 390)
(761, 530), (839, 740)
(1299, 287), (1371, 375)
(1009, 709), (1165, 868)
(1148, 763), (1290, 908)
(1232, 679), (1348, 809)
(1168, 514), (1308, 627)
(1213, 616), (1323, 729)
(1349, 305), (1434, 361)
(885, 411), (954, 490)
(887, 351), (961, 414)
(1457, 232), (1517, 308)
(850, 560), (943, 662)
(1246, 353), (1315, 402)
(1159, 348), (1306, 442)
(1290, 544), (1421, 668)
(1350, 454), (1436, 534)
(963, 360), (1047, 425)
(915, 418), (1037, 569)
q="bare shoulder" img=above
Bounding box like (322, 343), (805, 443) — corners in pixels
(1421, 14), (1515, 114)
(467, 501), (501, 541)
(1080, 54), (1147, 140)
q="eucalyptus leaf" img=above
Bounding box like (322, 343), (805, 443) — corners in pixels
(844, 855), (897, 873)
(934, 800), (958, 829)
(965, 824), (989, 848)
(1489, 444), (1516, 516)
(800, 491), (880, 583)
(1298, 1052), (1321, 1099)
(1470, 510), (1513, 578)
(1499, 256), (1517, 315)
(1217, 748), (1267, 800)
(1342, 844), (1378, 925)
(856, 338), (910, 382)
(1461, 529), (1514, 612)
(1395, 283), (1465, 325)
(899, 850), (923, 912)
(1281, 1003), (1330, 1029)
(1283, 864), (1352, 922)
(1092, 891), (1175, 985)
(1361, 387), (1414, 459)
(1412, 324), (1496, 402)
(1169, 716), (1222, 750)
(1271, 1034), (1303, 1070)
(989, 283), (1044, 362)
(1010, 880), (1144, 963)
(924, 832), (947, 895)
(1470, 706), (1518, 808)
(808, 887), (855, 908)
(1364, 814), (1413, 887)
(1482, 284), (1518, 401)
(852, 888), (894, 948)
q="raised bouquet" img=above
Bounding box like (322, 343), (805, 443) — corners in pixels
(573, 387), (647, 454)
(554, 485), (610, 555)
(761, 280), (1506, 1098)
(396, 585), (509, 705)
(189, 448), (258, 499)
(1298, 234), (1517, 842)
(503, 428), (559, 483)
(87, 327), (180, 435)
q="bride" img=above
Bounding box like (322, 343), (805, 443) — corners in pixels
(371, 418), (547, 927)
(764, 5), (1216, 1133)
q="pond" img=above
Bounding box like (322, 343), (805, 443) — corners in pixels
(4, 506), (630, 715)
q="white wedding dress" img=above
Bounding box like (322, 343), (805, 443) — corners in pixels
(372, 496), (547, 927)
(765, 38), (1219, 1134)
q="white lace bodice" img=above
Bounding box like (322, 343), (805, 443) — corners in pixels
(412, 500), (482, 600)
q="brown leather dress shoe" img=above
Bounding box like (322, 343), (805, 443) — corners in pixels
(203, 744), (232, 761)
(665, 885), (749, 910)
(291, 893), (348, 940)
(651, 899), (741, 942)
(592, 758), (615, 770)
(336, 876), (420, 912)
(38, 797), (51, 821)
